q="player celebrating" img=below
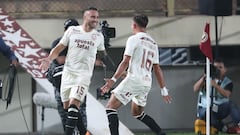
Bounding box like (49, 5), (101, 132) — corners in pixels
(101, 14), (172, 135)
(40, 7), (105, 135)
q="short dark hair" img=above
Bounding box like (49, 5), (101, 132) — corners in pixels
(133, 14), (148, 28)
(83, 7), (98, 14)
(214, 57), (224, 64)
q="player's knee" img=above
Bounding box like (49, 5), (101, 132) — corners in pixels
(63, 101), (69, 110)
(133, 111), (145, 120)
(131, 108), (143, 117)
(106, 103), (112, 108)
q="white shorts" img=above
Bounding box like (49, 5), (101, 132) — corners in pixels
(60, 71), (89, 103)
(112, 77), (151, 106)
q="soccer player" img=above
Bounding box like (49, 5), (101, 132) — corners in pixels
(100, 14), (172, 135)
(40, 7), (105, 135)
(47, 18), (88, 133)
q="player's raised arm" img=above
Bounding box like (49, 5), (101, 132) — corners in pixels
(39, 43), (66, 71)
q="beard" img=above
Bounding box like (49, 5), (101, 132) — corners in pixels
(88, 21), (98, 29)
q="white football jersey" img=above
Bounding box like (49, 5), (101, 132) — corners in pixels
(124, 32), (159, 86)
(59, 25), (105, 80)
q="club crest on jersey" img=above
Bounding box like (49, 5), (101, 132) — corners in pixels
(91, 34), (97, 41)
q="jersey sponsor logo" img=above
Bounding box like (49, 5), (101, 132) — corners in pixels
(75, 39), (94, 46)
(75, 39), (95, 50)
(76, 44), (90, 50)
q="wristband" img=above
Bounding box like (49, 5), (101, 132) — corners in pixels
(161, 87), (169, 96)
(111, 77), (117, 82)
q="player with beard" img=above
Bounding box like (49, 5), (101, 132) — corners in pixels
(40, 7), (105, 135)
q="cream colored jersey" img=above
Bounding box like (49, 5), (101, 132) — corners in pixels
(59, 25), (105, 85)
(124, 32), (159, 87)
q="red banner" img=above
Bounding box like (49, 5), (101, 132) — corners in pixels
(0, 8), (53, 94)
(200, 23), (213, 62)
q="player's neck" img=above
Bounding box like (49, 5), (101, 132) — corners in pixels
(134, 30), (146, 34)
(134, 28), (146, 34)
(82, 24), (94, 32)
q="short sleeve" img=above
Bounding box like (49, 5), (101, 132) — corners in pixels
(124, 36), (136, 57)
(153, 45), (159, 64)
(59, 27), (72, 46)
(97, 33), (105, 51)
